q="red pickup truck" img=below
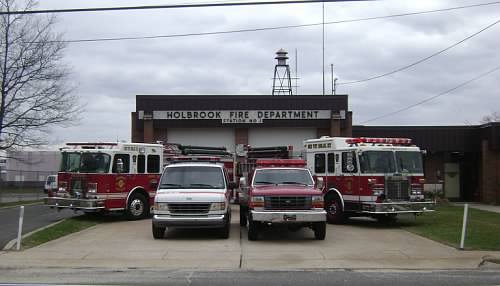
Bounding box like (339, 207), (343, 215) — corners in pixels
(238, 159), (327, 241)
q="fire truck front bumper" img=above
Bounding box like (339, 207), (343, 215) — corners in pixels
(360, 201), (435, 214)
(152, 214), (228, 228)
(251, 210), (326, 223)
(44, 197), (106, 211)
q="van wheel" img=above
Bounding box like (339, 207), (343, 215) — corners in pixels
(313, 222), (326, 240)
(126, 193), (149, 220)
(152, 224), (165, 239)
(247, 215), (258, 241)
(325, 197), (345, 224)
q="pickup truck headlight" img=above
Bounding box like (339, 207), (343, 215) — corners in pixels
(154, 202), (169, 211)
(311, 195), (324, 208)
(250, 196), (265, 208)
(210, 202), (226, 211)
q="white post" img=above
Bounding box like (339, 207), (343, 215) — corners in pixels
(16, 205), (25, 251)
(459, 203), (469, 250)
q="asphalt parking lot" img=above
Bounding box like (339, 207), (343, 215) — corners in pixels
(0, 206), (498, 270)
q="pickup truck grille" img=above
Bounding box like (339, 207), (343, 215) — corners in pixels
(167, 203), (210, 214)
(264, 196), (311, 210)
(386, 178), (410, 201)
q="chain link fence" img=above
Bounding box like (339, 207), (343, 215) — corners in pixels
(0, 169), (57, 203)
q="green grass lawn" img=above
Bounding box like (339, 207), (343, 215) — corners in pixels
(0, 200), (42, 208)
(399, 205), (500, 251)
(21, 216), (99, 249)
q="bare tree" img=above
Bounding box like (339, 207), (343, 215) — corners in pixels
(0, 0), (80, 150)
(480, 111), (500, 124)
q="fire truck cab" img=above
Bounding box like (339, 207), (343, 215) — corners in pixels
(304, 137), (435, 223)
(45, 142), (164, 220)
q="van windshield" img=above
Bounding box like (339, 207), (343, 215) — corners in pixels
(60, 152), (111, 173)
(160, 166), (225, 189)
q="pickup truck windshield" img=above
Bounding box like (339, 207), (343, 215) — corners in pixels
(160, 166), (225, 189)
(253, 169), (314, 186)
(395, 151), (423, 173)
(60, 152), (111, 173)
(359, 151), (396, 174)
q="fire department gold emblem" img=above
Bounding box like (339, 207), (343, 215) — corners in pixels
(115, 176), (126, 191)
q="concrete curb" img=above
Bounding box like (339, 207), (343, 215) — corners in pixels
(2, 219), (66, 251)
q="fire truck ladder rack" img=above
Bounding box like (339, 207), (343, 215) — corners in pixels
(246, 146), (290, 159)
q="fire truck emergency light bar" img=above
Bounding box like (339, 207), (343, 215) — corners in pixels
(346, 137), (412, 145)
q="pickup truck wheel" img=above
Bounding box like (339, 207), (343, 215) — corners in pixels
(239, 206), (247, 227)
(126, 193), (149, 220)
(313, 222), (326, 240)
(247, 216), (258, 241)
(152, 224), (165, 239)
(325, 197), (345, 224)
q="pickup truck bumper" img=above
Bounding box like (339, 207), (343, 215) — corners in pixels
(251, 210), (326, 223)
(44, 197), (105, 210)
(152, 214), (228, 228)
(359, 201), (435, 214)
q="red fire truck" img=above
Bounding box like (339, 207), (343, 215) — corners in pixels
(45, 142), (164, 220)
(304, 136), (435, 223)
(45, 142), (235, 219)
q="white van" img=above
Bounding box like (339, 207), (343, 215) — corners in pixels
(44, 175), (57, 194)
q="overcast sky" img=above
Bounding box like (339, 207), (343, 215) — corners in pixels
(31, 0), (500, 144)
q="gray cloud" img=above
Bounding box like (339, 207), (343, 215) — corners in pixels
(37, 0), (500, 142)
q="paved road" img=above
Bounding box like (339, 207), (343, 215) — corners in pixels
(0, 204), (79, 249)
(0, 268), (499, 285)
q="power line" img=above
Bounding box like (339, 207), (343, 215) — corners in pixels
(359, 64), (500, 124)
(39, 1), (500, 44)
(339, 18), (500, 85)
(0, 0), (369, 15)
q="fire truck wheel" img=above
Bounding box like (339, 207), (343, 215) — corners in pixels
(325, 197), (345, 224)
(126, 193), (149, 220)
(313, 222), (326, 240)
(239, 206), (247, 227)
(247, 216), (258, 241)
(152, 224), (165, 239)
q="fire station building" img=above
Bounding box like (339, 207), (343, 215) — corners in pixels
(131, 94), (500, 205)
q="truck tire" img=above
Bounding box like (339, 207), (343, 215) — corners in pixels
(126, 193), (149, 220)
(247, 215), (258, 241)
(239, 206), (247, 227)
(220, 220), (231, 239)
(325, 197), (345, 224)
(313, 221), (326, 240)
(152, 224), (165, 239)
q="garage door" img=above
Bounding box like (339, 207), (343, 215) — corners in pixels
(167, 128), (235, 152)
(248, 128), (317, 151)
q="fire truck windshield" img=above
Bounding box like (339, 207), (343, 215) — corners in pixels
(60, 152), (111, 173)
(253, 169), (314, 186)
(159, 166), (225, 189)
(395, 151), (423, 173)
(359, 151), (396, 174)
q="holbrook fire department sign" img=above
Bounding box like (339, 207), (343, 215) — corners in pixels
(142, 110), (334, 124)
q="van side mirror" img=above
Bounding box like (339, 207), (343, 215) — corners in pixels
(316, 177), (324, 190)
